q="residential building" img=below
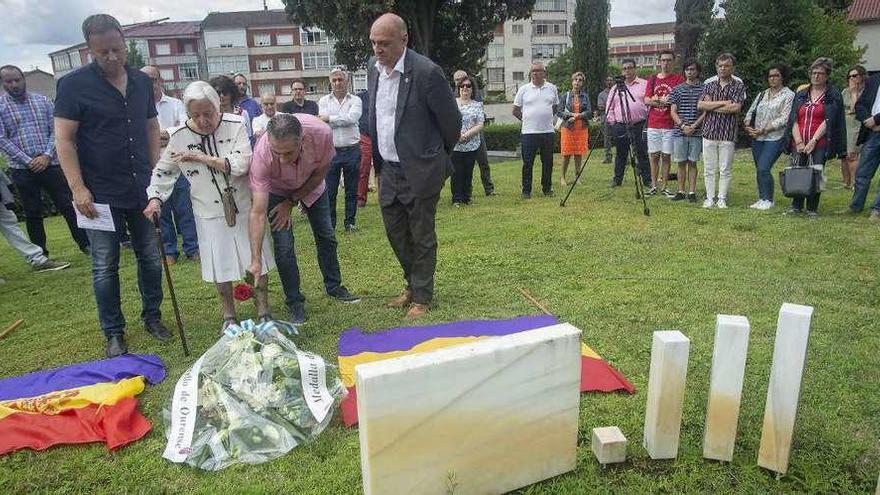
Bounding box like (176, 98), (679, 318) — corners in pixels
(482, 0), (577, 99)
(850, 0), (880, 72)
(608, 22), (675, 69)
(49, 19), (204, 97)
(0, 69), (56, 100)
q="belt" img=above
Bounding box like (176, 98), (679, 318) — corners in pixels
(335, 144), (359, 152)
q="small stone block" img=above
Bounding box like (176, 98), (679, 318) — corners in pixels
(591, 427), (627, 465)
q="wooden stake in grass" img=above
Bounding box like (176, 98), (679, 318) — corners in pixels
(519, 288), (552, 315)
(0, 319), (24, 340)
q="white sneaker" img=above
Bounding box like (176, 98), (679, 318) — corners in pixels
(749, 200), (763, 209)
(716, 199), (728, 209)
(702, 198), (714, 209)
(756, 200), (774, 210)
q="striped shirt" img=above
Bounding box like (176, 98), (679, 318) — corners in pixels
(701, 79), (746, 142)
(0, 92), (57, 169)
(669, 82), (705, 137)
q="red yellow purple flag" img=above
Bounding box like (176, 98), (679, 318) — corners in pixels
(337, 316), (634, 427)
(0, 354), (166, 455)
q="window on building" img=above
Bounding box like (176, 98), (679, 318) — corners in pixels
(154, 43), (171, 56)
(276, 33), (294, 46)
(300, 28), (329, 45)
(208, 56), (249, 76)
(278, 58), (295, 70)
(281, 84), (293, 96)
(511, 24), (523, 35)
(532, 43), (566, 59)
(257, 59), (273, 72)
(486, 68), (504, 83)
(179, 64), (198, 81)
(181, 43), (196, 54)
(307, 83), (318, 94)
(486, 44), (504, 61)
(513, 71), (525, 81)
(53, 54), (71, 71)
(259, 83), (275, 96)
(302, 51), (335, 70)
(159, 68), (175, 81)
(533, 20), (567, 37)
(512, 48), (524, 58)
(254, 33), (271, 47)
(534, 0), (566, 12)
(352, 73), (367, 93)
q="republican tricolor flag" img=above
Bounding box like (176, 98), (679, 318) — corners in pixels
(0, 354), (166, 455)
(337, 315), (634, 427)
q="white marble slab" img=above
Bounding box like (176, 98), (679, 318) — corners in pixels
(356, 323), (582, 495)
(757, 303), (814, 475)
(592, 426), (627, 465)
(643, 330), (690, 460)
(703, 315), (751, 461)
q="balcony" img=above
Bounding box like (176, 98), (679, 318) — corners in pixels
(147, 54), (200, 66)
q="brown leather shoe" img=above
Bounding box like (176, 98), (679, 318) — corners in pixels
(164, 255), (177, 266)
(387, 288), (413, 308)
(405, 303), (429, 320)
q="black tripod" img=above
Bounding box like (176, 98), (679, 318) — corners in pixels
(566, 77), (650, 216)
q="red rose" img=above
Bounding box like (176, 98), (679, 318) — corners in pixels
(233, 283), (254, 301)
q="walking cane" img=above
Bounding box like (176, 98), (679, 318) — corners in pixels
(152, 213), (190, 356)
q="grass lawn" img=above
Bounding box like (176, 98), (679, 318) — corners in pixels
(0, 150), (878, 493)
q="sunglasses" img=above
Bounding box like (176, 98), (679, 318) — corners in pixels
(848, 73), (861, 79)
(660, 58), (674, 62)
(459, 83), (472, 88)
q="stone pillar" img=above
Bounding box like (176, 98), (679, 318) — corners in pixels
(643, 330), (690, 460)
(703, 314), (751, 462)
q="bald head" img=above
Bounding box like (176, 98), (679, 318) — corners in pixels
(370, 13), (408, 70)
(260, 93), (277, 117)
(141, 66), (164, 100)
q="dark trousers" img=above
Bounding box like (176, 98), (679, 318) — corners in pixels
(159, 176), (199, 258)
(521, 132), (555, 195)
(451, 150), (478, 203)
(603, 119), (613, 160)
(268, 191), (343, 310)
(326, 145), (360, 229)
(476, 137), (494, 194)
(612, 120), (651, 185)
(85, 208), (162, 337)
(8, 166), (89, 255)
(380, 161), (440, 305)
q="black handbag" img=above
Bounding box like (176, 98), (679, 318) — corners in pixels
(779, 153), (820, 198)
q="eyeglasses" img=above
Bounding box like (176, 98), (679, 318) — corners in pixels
(848, 73), (861, 79)
(660, 58), (674, 62)
(459, 83), (472, 88)
(768, 74), (781, 78)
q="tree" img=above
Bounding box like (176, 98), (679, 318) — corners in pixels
(815, 0), (853, 13)
(546, 49), (575, 92)
(570, 0), (610, 107)
(674, 0), (713, 63)
(701, 0), (864, 98)
(126, 40), (145, 70)
(284, 0), (535, 78)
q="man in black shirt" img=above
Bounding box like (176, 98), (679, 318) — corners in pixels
(279, 78), (318, 115)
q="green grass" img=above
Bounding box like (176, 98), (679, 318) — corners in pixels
(1, 150), (878, 493)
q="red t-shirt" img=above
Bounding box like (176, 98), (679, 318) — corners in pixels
(797, 96), (828, 148)
(646, 73), (686, 129)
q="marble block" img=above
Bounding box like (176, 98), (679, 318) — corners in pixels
(356, 323), (582, 495)
(703, 315), (751, 462)
(643, 330), (690, 460)
(758, 303), (814, 475)
(592, 426), (627, 465)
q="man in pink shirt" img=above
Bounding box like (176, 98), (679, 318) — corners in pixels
(605, 58), (651, 187)
(248, 113), (359, 325)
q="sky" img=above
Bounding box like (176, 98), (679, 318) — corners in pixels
(0, 0), (678, 75)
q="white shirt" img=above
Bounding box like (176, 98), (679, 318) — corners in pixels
(318, 92), (362, 147)
(375, 50), (407, 162)
(872, 84), (880, 117)
(156, 94), (187, 131)
(513, 81), (559, 134)
(252, 113), (272, 136)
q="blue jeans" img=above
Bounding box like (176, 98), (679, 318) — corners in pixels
(751, 138), (784, 201)
(85, 208), (163, 337)
(268, 191), (342, 310)
(160, 176), (199, 257)
(325, 146), (360, 229)
(850, 131), (880, 212)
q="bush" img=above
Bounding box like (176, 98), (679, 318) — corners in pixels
(483, 121), (607, 151)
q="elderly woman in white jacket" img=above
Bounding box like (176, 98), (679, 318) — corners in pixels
(143, 81), (275, 330)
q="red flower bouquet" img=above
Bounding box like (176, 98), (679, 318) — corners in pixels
(233, 283), (254, 301)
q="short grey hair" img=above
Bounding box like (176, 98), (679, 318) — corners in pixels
(82, 14), (123, 42)
(183, 81), (220, 113)
(811, 57), (833, 75)
(329, 65), (348, 78)
(267, 113), (302, 141)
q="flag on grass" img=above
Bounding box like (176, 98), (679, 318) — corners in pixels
(337, 315), (635, 427)
(0, 354), (166, 455)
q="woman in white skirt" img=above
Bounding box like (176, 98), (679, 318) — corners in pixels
(143, 81), (275, 330)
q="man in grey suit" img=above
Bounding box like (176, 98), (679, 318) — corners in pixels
(368, 13), (461, 320)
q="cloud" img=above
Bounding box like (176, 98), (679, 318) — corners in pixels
(610, 0), (675, 26)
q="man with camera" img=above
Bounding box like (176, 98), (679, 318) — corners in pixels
(605, 59), (651, 188)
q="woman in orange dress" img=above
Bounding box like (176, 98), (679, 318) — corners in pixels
(558, 72), (591, 186)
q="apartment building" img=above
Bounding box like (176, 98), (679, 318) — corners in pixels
(49, 20), (204, 96)
(850, 0), (880, 72)
(608, 22), (675, 69)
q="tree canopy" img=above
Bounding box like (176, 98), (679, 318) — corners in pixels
(674, 0), (714, 63)
(570, 0), (610, 106)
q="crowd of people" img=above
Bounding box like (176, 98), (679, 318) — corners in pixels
(2, 12), (880, 358)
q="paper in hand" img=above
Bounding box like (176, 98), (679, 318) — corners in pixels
(73, 202), (116, 232)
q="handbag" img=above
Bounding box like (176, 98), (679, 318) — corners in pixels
(209, 167), (239, 227)
(779, 153), (821, 198)
(554, 92), (571, 131)
(748, 90), (766, 129)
